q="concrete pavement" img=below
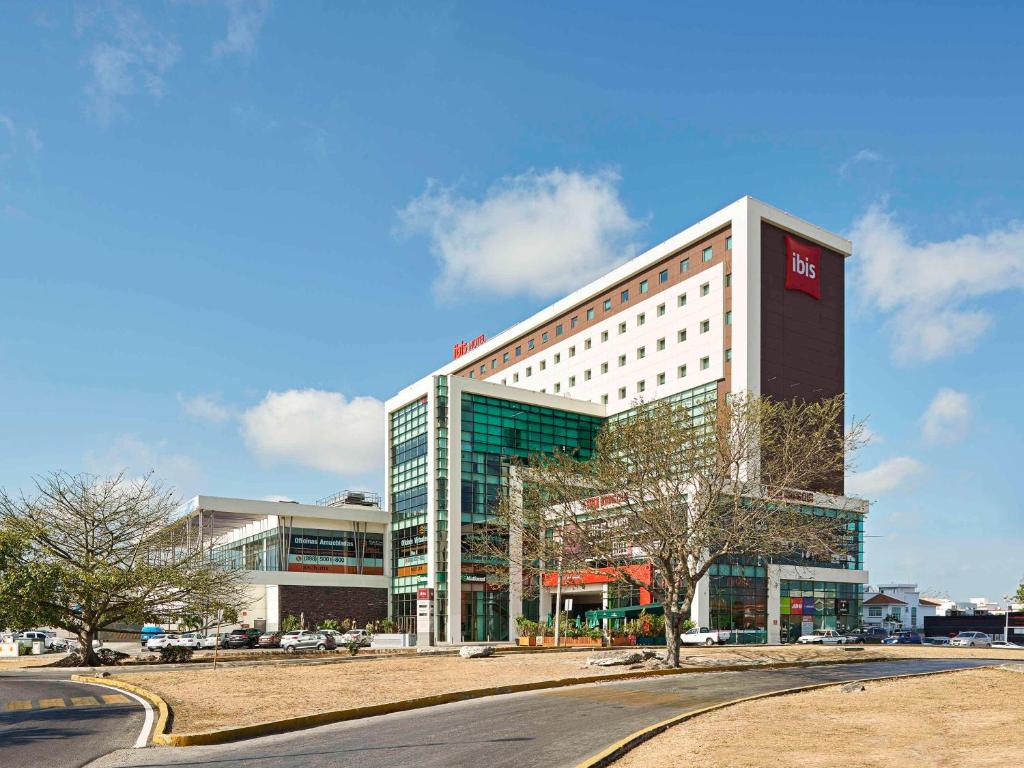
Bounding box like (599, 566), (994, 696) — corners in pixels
(86, 657), (998, 768)
(0, 676), (147, 768)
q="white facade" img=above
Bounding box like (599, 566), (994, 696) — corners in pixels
(863, 583), (924, 629)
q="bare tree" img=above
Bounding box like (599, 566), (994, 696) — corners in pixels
(0, 472), (246, 665)
(472, 392), (865, 667)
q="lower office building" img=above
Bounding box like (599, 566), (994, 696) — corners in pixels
(177, 493), (390, 631)
(386, 196), (869, 645)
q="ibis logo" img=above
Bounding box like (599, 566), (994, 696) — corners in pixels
(784, 234), (821, 300)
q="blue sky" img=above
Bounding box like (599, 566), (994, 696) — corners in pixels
(1, 1), (1021, 601)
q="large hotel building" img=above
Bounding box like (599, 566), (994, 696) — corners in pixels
(385, 196), (868, 645)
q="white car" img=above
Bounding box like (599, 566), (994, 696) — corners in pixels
(951, 631), (992, 648)
(16, 630), (63, 650)
(146, 634), (179, 650)
(339, 629), (372, 647)
(797, 629), (847, 644)
(680, 627), (731, 646)
(170, 632), (204, 649)
(990, 640), (1022, 650)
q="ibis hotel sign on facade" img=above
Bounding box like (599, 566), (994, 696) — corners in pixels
(452, 333), (486, 360)
(784, 234), (821, 300)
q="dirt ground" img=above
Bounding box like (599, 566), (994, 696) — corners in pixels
(615, 666), (1024, 768)
(109, 644), (1022, 735)
(0, 655), (65, 668)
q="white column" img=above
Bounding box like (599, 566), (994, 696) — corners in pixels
(691, 574), (711, 627)
(767, 565), (782, 644)
(507, 466), (523, 638)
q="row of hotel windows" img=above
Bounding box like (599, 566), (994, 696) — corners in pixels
(471, 274), (733, 378)
(485, 350), (730, 403)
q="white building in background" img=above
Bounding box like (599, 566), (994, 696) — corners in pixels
(862, 583), (925, 630)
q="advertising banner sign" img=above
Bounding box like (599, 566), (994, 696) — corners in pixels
(784, 234), (822, 300)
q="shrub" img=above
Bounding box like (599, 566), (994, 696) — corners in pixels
(515, 616), (539, 637)
(158, 646), (194, 664)
(96, 648), (130, 665)
(345, 640), (361, 656)
(280, 614), (301, 633)
(379, 617), (398, 633)
(319, 618), (340, 631)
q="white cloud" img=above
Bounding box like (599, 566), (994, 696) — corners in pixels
(920, 388), (971, 445)
(851, 203), (1024, 363)
(847, 456), (927, 497)
(399, 168), (644, 301)
(178, 393), (233, 423)
(839, 148), (883, 177)
(214, 0), (271, 57)
(85, 434), (203, 498)
(241, 389), (384, 475)
(77, 4), (181, 124)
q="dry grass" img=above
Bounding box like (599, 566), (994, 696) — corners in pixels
(0, 654), (66, 668)
(110, 644), (1023, 736)
(615, 666), (1024, 768)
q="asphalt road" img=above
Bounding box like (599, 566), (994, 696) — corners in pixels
(0, 676), (147, 768)
(87, 657), (998, 768)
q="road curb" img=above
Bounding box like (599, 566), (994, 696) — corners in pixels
(72, 654), (891, 747)
(573, 665), (996, 768)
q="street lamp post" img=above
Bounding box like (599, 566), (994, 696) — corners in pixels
(1003, 595), (1012, 643)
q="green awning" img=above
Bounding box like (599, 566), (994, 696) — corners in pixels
(585, 603), (663, 620)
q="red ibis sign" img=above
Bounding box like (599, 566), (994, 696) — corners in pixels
(453, 334), (486, 360)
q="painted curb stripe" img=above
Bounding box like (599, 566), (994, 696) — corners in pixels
(572, 665), (1001, 768)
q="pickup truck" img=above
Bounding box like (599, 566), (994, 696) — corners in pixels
(680, 626), (731, 646)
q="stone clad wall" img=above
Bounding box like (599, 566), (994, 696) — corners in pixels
(278, 585), (387, 629)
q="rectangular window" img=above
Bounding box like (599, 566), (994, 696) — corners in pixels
(620, 289), (629, 303)
(542, 332), (549, 343)
(604, 299), (612, 312)
(700, 320), (710, 333)
(584, 338), (592, 350)
(501, 378), (506, 385)
(515, 345), (522, 357)
(469, 371), (475, 379)
(680, 258), (690, 273)
(568, 346), (575, 358)
(700, 356), (710, 370)
(540, 360), (546, 371)
(725, 273), (732, 287)
(554, 382), (561, 393)
(587, 308), (595, 321)
(503, 352), (510, 363)
(601, 394), (608, 404)
(657, 372), (666, 385)
(637, 346), (646, 359)
(677, 364), (687, 378)
(868, 606), (883, 618)
(678, 329), (687, 342)
(678, 293), (687, 307)
(584, 369), (592, 381)
(726, 235), (733, 250)
(657, 337), (666, 351)
(618, 322), (626, 335)
(725, 310), (732, 326)
(480, 364), (485, 374)
(601, 362), (608, 374)
(700, 282), (709, 296)
(528, 339), (535, 350)
(657, 303), (665, 317)
(571, 316), (578, 329)
(618, 354), (626, 367)
(526, 366), (532, 377)
(702, 246), (713, 262)
(659, 269), (669, 283)
(568, 376), (576, 387)
(554, 353), (561, 364)
(637, 380), (646, 393)
(491, 358), (497, 369)
(725, 348), (732, 362)
(513, 373), (519, 383)
(618, 387), (627, 400)
(639, 279), (649, 294)
(601, 331), (609, 342)
(556, 324), (564, 336)
(637, 313), (645, 326)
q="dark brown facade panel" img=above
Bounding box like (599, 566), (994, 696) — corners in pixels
(759, 221), (845, 494)
(278, 585), (388, 629)
(454, 227), (732, 379)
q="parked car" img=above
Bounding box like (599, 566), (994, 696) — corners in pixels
(170, 632), (205, 649)
(145, 634), (179, 650)
(338, 629), (372, 647)
(66, 637), (104, 651)
(256, 632), (283, 648)
(198, 634), (224, 649)
(951, 631), (992, 648)
(281, 630), (336, 652)
(883, 630), (922, 645)
(16, 630), (70, 651)
(922, 636), (951, 645)
(797, 629), (847, 645)
(844, 627), (889, 644)
(990, 641), (1023, 649)
(222, 628), (263, 649)
(140, 624), (164, 649)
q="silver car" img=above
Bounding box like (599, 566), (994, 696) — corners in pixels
(280, 630), (333, 652)
(951, 631), (991, 647)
